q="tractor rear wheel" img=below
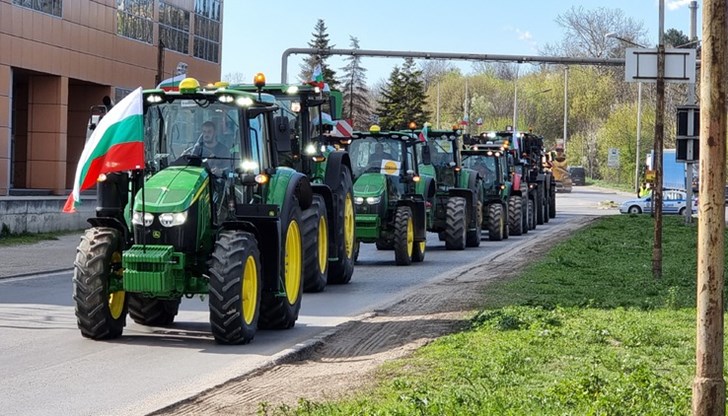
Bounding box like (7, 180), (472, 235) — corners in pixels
(536, 189), (545, 225)
(487, 203), (505, 241)
(466, 200), (482, 247)
(412, 239), (426, 263)
(508, 195), (524, 236)
(445, 197), (466, 250)
(549, 186), (556, 218)
(259, 201), (303, 330)
(302, 195), (328, 293)
(209, 230), (262, 345)
(328, 166), (355, 285)
(128, 295), (180, 326)
(528, 198), (536, 230)
(73, 227), (127, 340)
(394, 206), (414, 266)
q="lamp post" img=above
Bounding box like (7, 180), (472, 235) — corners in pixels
(605, 32), (646, 194)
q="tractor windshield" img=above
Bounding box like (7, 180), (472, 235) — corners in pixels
(349, 137), (405, 178)
(144, 99), (241, 173)
(463, 154), (497, 183)
(425, 139), (455, 167)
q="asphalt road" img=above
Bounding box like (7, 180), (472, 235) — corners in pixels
(0, 186), (632, 416)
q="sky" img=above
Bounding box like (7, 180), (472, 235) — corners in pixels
(221, 0), (702, 86)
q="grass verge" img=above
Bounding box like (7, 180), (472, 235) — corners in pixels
(266, 215), (721, 415)
(0, 230), (80, 247)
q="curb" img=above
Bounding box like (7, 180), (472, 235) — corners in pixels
(0, 268), (73, 280)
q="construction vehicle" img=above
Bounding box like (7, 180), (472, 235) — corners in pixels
(348, 126), (428, 265)
(232, 82), (355, 292)
(548, 148), (572, 193)
(73, 75), (310, 345)
(416, 127), (482, 249)
(462, 132), (531, 240)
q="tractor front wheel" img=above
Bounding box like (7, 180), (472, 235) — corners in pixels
(466, 200), (482, 247)
(73, 227), (127, 340)
(508, 195), (524, 236)
(394, 206), (414, 266)
(302, 195), (328, 293)
(445, 197), (467, 250)
(209, 230), (262, 344)
(328, 166), (355, 285)
(487, 203), (505, 241)
(128, 295), (180, 326)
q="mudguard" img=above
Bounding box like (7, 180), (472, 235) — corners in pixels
(324, 151), (352, 191)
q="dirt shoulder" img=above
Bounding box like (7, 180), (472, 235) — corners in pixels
(152, 217), (596, 416)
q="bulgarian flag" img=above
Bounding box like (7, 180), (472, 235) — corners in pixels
(157, 73), (186, 92)
(418, 124), (429, 142)
(63, 87), (145, 213)
(309, 64), (325, 89)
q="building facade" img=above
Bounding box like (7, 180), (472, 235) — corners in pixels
(0, 0), (223, 196)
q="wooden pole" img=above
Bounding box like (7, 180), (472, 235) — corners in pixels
(652, 0), (665, 280)
(692, 0), (727, 413)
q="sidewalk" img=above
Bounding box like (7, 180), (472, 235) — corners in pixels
(0, 233), (82, 278)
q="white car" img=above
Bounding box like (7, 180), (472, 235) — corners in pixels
(619, 190), (697, 215)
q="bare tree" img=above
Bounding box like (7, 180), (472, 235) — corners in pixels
(223, 72), (247, 84)
(420, 60), (455, 87)
(471, 62), (519, 81)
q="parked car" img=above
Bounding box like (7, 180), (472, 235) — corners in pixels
(619, 190), (697, 215)
(568, 166), (586, 186)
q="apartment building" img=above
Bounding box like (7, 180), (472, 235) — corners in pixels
(0, 0), (223, 196)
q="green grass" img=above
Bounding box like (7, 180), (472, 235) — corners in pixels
(0, 230), (80, 247)
(588, 178), (637, 193)
(262, 216), (721, 416)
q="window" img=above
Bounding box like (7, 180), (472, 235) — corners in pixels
(12, 0), (62, 17)
(193, 0), (221, 63)
(159, 2), (190, 54)
(116, 0), (153, 44)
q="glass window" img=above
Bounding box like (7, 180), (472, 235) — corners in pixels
(193, 0), (221, 63)
(116, 0), (153, 44)
(12, 0), (62, 17)
(159, 2), (190, 54)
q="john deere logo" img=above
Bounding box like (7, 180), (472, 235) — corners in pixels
(383, 160), (398, 175)
(152, 230), (161, 239)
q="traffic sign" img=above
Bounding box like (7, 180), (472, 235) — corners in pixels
(608, 148), (620, 168)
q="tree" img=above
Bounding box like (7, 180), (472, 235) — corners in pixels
(664, 28), (690, 48)
(339, 36), (371, 130)
(298, 19), (339, 89)
(223, 72), (247, 84)
(543, 6), (648, 59)
(376, 59), (430, 130)
(420, 60), (455, 87)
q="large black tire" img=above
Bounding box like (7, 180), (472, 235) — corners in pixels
(128, 295), (180, 326)
(536, 188), (545, 225)
(528, 198), (536, 230)
(375, 239), (394, 250)
(328, 166), (355, 285)
(393, 206), (414, 266)
(549, 186), (556, 219)
(466, 199), (482, 247)
(209, 230), (262, 344)
(521, 194), (529, 234)
(487, 203), (505, 241)
(508, 196), (524, 236)
(543, 188), (550, 224)
(259, 201), (303, 330)
(412, 239), (426, 263)
(502, 202), (510, 240)
(302, 195), (328, 293)
(445, 197), (467, 250)
(73, 227), (127, 340)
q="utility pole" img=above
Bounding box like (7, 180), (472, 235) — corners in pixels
(652, 0), (665, 280)
(692, 0), (727, 413)
(436, 81), (440, 129)
(512, 66), (519, 130)
(563, 67), (568, 154)
(635, 82), (642, 193)
(155, 39), (165, 87)
(684, 0), (698, 225)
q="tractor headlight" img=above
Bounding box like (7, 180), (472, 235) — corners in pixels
(158, 212), (188, 227)
(354, 196), (364, 205)
(365, 196), (381, 205)
(132, 211), (154, 227)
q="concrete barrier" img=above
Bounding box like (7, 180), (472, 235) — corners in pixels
(0, 196), (96, 234)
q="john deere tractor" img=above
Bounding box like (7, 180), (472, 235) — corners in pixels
(232, 83), (355, 292)
(415, 127), (482, 249)
(73, 75), (311, 345)
(347, 126), (428, 265)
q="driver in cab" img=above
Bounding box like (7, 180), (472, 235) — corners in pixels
(194, 121), (230, 176)
(369, 143), (393, 168)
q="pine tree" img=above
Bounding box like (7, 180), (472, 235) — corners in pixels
(299, 19), (339, 89)
(376, 59), (430, 130)
(339, 36), (371, 130)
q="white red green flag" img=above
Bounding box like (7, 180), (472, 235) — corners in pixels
(63, 87), (145, 213)
(157, 73), (186, 92)
(418, 124), (429, 142)
(309, 64), (325, 89)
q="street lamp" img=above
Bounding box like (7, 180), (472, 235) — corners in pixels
(605, 32), (645, 193)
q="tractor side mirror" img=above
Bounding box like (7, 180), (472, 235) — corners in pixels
(421, 146), (432, 165)
(274, 116), (292, 152)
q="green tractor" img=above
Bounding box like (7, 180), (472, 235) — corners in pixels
(73, 76), (311, 345)
(231, 82), (355, 293)
(462, 133), (530, 241)
(347, 126), (428, 265)
(415, 127), (482, 249)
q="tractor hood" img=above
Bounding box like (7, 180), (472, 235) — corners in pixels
(353, 172), (387, 198)
(133, 166), (209, 213)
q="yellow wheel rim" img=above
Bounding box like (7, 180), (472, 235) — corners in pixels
(285, 219), (302, 305)
(344, 193), (355, 258)
(318, 215), (328, 273)
(109, 251), (125, 319)
(406, 217), (414, 258)
(418, 241), (426, 255)
(242, 255), (258, 325)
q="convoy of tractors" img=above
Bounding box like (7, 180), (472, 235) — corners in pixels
(72, 74), (563, 345)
